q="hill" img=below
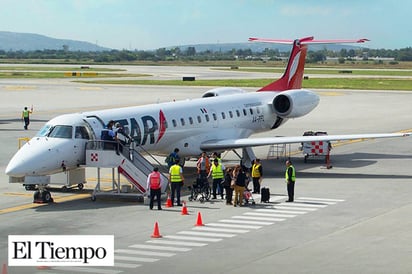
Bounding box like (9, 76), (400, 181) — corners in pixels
(0, 31), (111, 52)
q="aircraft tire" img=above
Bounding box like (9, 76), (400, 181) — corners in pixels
(78, 183), (84, 190)
(42, 191), (53, 203)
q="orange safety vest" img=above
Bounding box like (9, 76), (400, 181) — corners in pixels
(149, 172), (161, 189)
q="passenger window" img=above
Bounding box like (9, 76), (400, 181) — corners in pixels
(243, 109), (247, 116)
(250, 108), (253, 115)
(197, 116), (202, 123)
(180, 118), (185, 126)
(172, 119), (177, 127)
(189, 117), (193, 125)
(229, 111), (233, 118)
(236, 110), (240, 117)
(205, 114), (210, 122)
(212, 113), (217, 121)
(221, 112), (226, 119)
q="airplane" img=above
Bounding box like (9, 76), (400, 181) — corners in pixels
(5, 36), (411, 202)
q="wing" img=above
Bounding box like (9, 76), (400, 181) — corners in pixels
(200, 132), (411, 150)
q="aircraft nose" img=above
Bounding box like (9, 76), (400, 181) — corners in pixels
(6, 150), (32, 177)
(5, 137), (58, 177)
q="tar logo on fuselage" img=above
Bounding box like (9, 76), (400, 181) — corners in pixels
(115, 110), (166, 146)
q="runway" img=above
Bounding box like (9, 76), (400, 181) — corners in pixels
(1, 65), (412, 274)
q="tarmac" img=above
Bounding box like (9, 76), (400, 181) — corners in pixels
(0, 66), (412, 274)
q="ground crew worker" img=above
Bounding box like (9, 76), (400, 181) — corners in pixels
(285, 160), (296, 202)
(169, 159), (184, 206)
(251, 158), (263, 194)
(208, 158), (225, 199)
(22, 106), (33, 130)
(146, 167), (163, 210)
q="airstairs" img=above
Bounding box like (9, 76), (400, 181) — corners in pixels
(85, 141), (168, 201)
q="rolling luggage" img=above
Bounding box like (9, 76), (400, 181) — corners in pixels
(261, 187), (270, 203)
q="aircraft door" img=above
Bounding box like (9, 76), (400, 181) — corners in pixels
(83, 115), (105, 140)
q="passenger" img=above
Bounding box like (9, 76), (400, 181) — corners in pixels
(169, 159), (184, 206)
(196, 151), (210, 185)
(115, 122), (131, 153)
(233, 165), (247, 207)
(208, 158), (225, 199)
(285, 160), (296, 202)
(251, 158), (263, 194)
(101, 120), (116, 150)
(21, 106), (33, 130)
(166, 148), (180, 168)
(146, 167), (163, 210)
(222, 167), (233, 205)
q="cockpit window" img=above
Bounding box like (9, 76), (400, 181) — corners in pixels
(75, 126), (91, 139)
(48, 125), (73, 139)
(36, 124), (52, 137)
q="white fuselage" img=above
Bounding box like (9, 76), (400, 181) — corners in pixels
(6, 88), (319, 177)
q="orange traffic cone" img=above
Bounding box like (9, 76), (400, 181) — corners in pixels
(2, 263), (7, 274)
(37, 266), (50, 270)
(151, 222), (162, 238)
(181, 201), (189, 215)
(165, 194), (173, 207)
(195, 212), (204, 226)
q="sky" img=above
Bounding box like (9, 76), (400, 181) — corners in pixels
(0, 0), (411, 50)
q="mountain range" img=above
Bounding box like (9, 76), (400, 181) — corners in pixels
(0, 31), (364, 52)
(0, 31), (110, 51)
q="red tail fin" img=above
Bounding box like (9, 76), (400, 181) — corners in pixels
(249, 36), (369, 92)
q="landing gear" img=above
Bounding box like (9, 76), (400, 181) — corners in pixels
(33, 185), (54, 203)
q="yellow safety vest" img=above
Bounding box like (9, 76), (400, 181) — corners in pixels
(170, 165), (182, 182)
(285, 165), (296, 181)
(252, 163), (261, 178)
(211, 164), (224, 179)
(22, 110), (30, 118)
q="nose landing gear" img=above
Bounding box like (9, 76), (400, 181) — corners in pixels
(33, 185), (54, 203)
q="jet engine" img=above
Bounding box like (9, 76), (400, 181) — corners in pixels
(272, 89), (320, 118)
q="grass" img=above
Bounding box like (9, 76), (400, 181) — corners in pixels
(0, 71), (148, 78)
(76, 78), (412, 91)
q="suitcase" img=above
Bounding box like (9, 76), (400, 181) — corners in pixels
(261, 187), (270, 203)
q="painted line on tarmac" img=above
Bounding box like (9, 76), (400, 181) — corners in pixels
(0, 193), (91, 215)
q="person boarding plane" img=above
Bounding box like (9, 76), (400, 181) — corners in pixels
(6, 36), (411, 202)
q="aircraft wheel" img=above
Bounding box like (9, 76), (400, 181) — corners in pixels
(91, 195), (96, 202)
(304, 155), (308, 163)
(62, 186), (68, 192)
(33, 190), (41, 201)
(42, 191), (53, 203)
(78, 183), (84, 190)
